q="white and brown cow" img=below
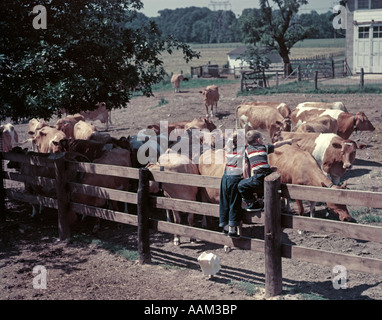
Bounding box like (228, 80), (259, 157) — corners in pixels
(274, 132), (366, 185)
(268, 145), (354, 222)
(290, 107), (375, 139)
(236, 104), (291, 138)
(296, 101), (348, 112)
(200, 85), (219, 118)
(148, 153), (199, 246)
(0, 123), (19, 152)
(295, 115), (338, 134)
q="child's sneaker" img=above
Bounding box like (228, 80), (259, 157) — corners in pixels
(243, 201), (263, 212)
(222, 225), (229, 235)
(228, 226), (240, 238)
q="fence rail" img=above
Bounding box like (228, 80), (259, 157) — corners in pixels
(1, 151), (382, 298)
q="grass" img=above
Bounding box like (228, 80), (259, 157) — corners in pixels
(161, 39), (347, 76)
(350, 207), (382, 224)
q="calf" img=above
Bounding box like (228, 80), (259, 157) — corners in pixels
(268, 145), (354, 222)
(200, 85), (219, 118)
(55, 114), (85, 139)
(236, 104), (291, 138)
(27, 118), (48, 151)
(1, 123), (19, 152)
(274, 132), (366, 185)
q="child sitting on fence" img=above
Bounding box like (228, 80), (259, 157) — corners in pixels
(238, 130), (293, 212)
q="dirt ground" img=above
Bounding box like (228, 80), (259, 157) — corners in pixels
(1, 80), (382, 301)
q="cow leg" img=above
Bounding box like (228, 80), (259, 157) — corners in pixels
(173, 210), (181, 246)
(296, 200), (305, 216)
(309, 201), (316, 218)
(206, 104), (209, 118)
(188, 213), (196, 243)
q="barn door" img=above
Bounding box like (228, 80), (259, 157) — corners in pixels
(354, 26), (371, 73)
(371, 25), (382, 73)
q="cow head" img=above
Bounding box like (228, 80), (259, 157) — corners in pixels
(355, 112), (375, 132)
(330, 139), (367, 171)
(269, 118), (291, 140)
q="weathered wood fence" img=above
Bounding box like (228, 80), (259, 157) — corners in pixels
(1, 151), (382, 298)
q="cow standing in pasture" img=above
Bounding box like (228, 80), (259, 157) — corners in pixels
(273, 132), (366, 185)
(296, 101), (348, 112)
(80, 102), (110, 131)
(1, 123), (19, 152)
(27, 118), (48, 151)
(295, 115), (338, 133)
(200, 85), (219, 118)
(148, 153), (199, 246)
(268, 145), (354, 222)
(32, 126), (67, 153)
(236, 104), (291, 138)
(171, 74), (184, 93)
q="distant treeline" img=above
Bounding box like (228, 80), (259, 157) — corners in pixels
(130, 7), (343, 44)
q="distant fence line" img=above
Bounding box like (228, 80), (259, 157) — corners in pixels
(1, 150), (382, 298)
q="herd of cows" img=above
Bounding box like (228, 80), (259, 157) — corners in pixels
(0, 87), (378, 242)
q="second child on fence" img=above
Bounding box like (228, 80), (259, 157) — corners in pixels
(238, 130), (293, 212)
(219, 131), (245, 238)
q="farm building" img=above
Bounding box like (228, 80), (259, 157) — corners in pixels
(346, 0), (382, 73)
(226, 46), (282, 70)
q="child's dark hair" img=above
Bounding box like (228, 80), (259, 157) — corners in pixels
(246, 130), (262, 145)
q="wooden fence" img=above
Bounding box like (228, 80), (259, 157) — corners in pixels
(1, 151), (382, 298)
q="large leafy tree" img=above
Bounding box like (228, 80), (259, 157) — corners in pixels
(0, 1), (199, 121)
(239, 0), (315, 75)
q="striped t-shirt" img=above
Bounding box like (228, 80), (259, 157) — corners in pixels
(224, 146), (244, 176)
(245, 144), (274, 174)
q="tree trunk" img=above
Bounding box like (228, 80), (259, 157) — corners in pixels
(278, 42), (293, 77)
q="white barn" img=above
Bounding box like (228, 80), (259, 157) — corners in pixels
(346, 0), (382, 73)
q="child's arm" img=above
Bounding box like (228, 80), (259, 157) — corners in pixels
(273, 138), (293, 149)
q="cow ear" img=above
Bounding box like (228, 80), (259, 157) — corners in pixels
(332, 142), (342, 149)
(356, 142), (367, 150)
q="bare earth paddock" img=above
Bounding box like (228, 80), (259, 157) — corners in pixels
(1, 80), (382, 300)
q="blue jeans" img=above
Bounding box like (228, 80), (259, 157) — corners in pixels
(237, 171), (268, 204)
(219, 174), (242, 227)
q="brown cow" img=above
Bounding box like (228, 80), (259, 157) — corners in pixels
(290, 107), (375, 139)
(55, 114), (85, 139)
(243, 101), (291, 118)
(295, 115), (338, 133)
(235, 104), (291, 138)
(0, 123), (19, 152)
(268, 145), (354, 222)
(73, 120), (96, 140)
(200, 85), (219, 118)
(171, 74), (184, 93)
(148, 153), (199, 246)
(33, 126), (66, 153)
(27, 118), (48, 151)
(273, 132), (366, 185)
(80, 102), (109, 131)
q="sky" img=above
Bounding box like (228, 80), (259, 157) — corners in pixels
(139, 0), (339, 17)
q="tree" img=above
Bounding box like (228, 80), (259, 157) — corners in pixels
(0, 0), (199, 121)
(240, 0), (315, 76)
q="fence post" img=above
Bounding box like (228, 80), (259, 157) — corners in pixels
(137, 167), (152, 264)
(0, 132), (5, 223)
(331, 58), (335, 79)
(297, 65), (301, 82)
(360, 68), (364, 91)
(314, 71), (319, 90)
(54, 155), (71, 241)
(264, 172), (282, 298)
(275, 72), (279, 89)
